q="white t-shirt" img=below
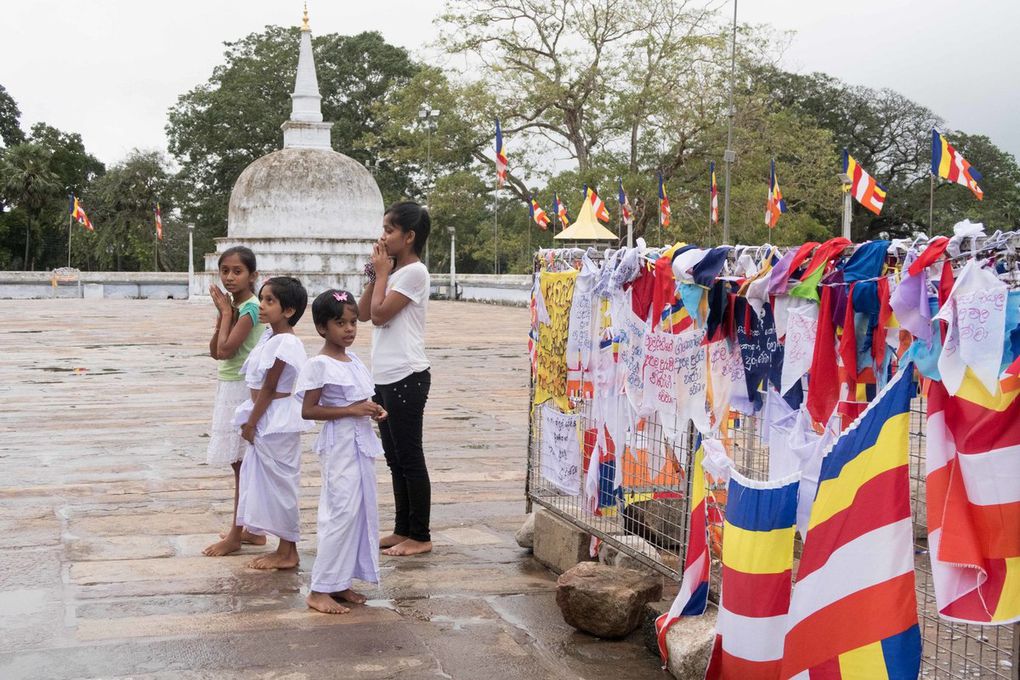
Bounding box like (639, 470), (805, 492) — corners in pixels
(371, 261), (430, 384)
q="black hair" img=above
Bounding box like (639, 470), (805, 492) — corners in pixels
(260, 276), (307, 327)
(218, 246), (258, 292)
(385, 201), (431, 256)
(311, 289), (359, 327)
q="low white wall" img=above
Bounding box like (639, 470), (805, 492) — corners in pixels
(431, 273), (530, 306)
(0, 272), (189, 300)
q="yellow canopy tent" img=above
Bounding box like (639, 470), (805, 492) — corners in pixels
(554, 194), (619, 241)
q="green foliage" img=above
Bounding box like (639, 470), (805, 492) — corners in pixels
(0, 84), (24, 148)
(0, 143), (60, 269)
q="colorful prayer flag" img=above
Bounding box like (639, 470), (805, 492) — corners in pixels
(765, 159), (787, 228)
(70, 195), (94, 232)
(781, 365), (921, 679)
(529, 196), (550, 230)
(926, 375), (1020, 624)
(705, 471), (799, 680)
(154, 203), (164, 241)
(842, 150), (887, 215)
(710, 162), (719, 225)
(553, 193), (570, 230)
(495, 118), (508, 188)
(658, 173), (671, 227)
(655, 443), (711, 663)
(931, 129), (983, 200)
(586, 186), (611, 223)
(617, 178), (633, 227)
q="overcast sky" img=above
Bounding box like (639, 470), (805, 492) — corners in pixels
(2, 1), (1017, 166)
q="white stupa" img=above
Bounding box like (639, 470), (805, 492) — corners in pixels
(195, 8), (383, 297)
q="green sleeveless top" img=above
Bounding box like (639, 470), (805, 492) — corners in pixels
(218, 298), (264, 381)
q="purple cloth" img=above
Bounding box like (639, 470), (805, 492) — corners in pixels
(768, 250), (797, 296)
(889, 271), (932, 341)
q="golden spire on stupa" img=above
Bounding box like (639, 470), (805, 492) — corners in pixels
(301, 2), (310, 32)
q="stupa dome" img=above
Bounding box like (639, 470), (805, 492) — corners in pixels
(228, 148), (383, 240)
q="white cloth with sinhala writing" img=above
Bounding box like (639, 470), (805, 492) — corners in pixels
(372, 262), (430, 385)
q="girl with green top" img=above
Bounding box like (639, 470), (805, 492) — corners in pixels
(203, 246), (268, 557)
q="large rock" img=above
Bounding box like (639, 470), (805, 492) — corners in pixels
(622, 499), (686, 550)
(533, 508), (593, 574)
(515, 512), (535, 550)
(555, 562), (663, 639)
(662, 605), (717, 679)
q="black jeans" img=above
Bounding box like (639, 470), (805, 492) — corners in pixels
(373, 369), (431, 542)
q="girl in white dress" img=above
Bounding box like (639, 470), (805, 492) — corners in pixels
(233, 276), (311, 570)
(298, 290), (387, 614)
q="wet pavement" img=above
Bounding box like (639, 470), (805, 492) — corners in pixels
(0, 299), (664, 679)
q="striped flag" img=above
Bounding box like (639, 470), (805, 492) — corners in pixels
(660, 299), (693, 334)
(842, 150), (887, 215)
(781, 365), (921, 679)
(926, 376), (1020, 624)
(705, 471), (799, 680)
(553, 193), (570, 230)
(529, 196), (550, 230)
(495, 118), (508, 188)
(932, 129), (983, 200)
(69, 195), (94, 232)
(765, 159), (788, 228)
(710, 162), (719, 224)
(655, 443), (711, 663)
(154, 203), (164, 240)
(658, 173), (671, 227)
(617, 178), (634, 227)
(586, 186), (611, 223)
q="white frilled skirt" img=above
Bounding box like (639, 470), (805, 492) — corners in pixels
(311, 440), (380, 593)
(206, 380), (250, 466)
(236, 432), (302, 542)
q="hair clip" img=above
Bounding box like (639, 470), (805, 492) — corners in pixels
(333, 291), (348, 302)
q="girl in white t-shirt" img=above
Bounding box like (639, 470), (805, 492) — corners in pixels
(359, 202), (433, 557)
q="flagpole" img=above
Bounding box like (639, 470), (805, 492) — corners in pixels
(67, 196), (73, 268)
(928, 172), (935, 232)
(722, 0), (738, 245)
(493, 187), (499, 274)
(153, 227), (158, 271)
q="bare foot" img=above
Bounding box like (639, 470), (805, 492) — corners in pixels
(220, 529), (267, 545)
(203, 537), (242, 557)
(382, 539), (433, 557)
(379, 533), (408, 549)
(248, 552), (299, 570)
(330, 588), (367, 604)
(307, 591), (350, 614)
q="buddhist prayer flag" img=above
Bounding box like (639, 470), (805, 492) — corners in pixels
(843, 150), (887, 215)
(70, 195), (94, 232)
(587, 186), (611, 223)
(705, 471), (798, 680)
(926, 376), (1020, 624)
(931, 129), (983, 200)
(658, 173), (671, 227)
(655, 443), (711, 663)
(154, 203), (164, 240)
(710, 162), (719, 225)
(529, 196), (550, 230)
(765, 159), (787, 228)
(781, 365), (921, 679)
(495, 118), (508, 188)
(553, 193), (570, 230)
(617, 178), (634, 227)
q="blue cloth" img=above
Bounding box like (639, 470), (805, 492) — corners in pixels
(692, 246), (731, 287)
(842, 240), (889, 282)
(678, 283), (704, 326)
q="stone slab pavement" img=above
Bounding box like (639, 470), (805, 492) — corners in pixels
(0, 299), (664, 679)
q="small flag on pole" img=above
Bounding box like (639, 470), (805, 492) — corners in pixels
(617, 178), (633, 227)
(765, 159), (788, 228)
(154, 203), (164, 241)
(553, 193), (569, 230)
(842, 150), (887, 215)
(709, 162), (719, 224)
(70, 195), (94, 232)
(586, 186), (611, 223)
(931, 129), (983, 200)
(529, 196), (550, 230)
(495, 118), (508, 188)
(658, 173), (671, 227)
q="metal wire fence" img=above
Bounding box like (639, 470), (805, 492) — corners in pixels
(526, 329), (1017, 678)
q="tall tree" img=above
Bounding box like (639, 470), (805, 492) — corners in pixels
(166, 27), (420, 263)
(0, 84), (25, 148)
(0, 143), (61, 269)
